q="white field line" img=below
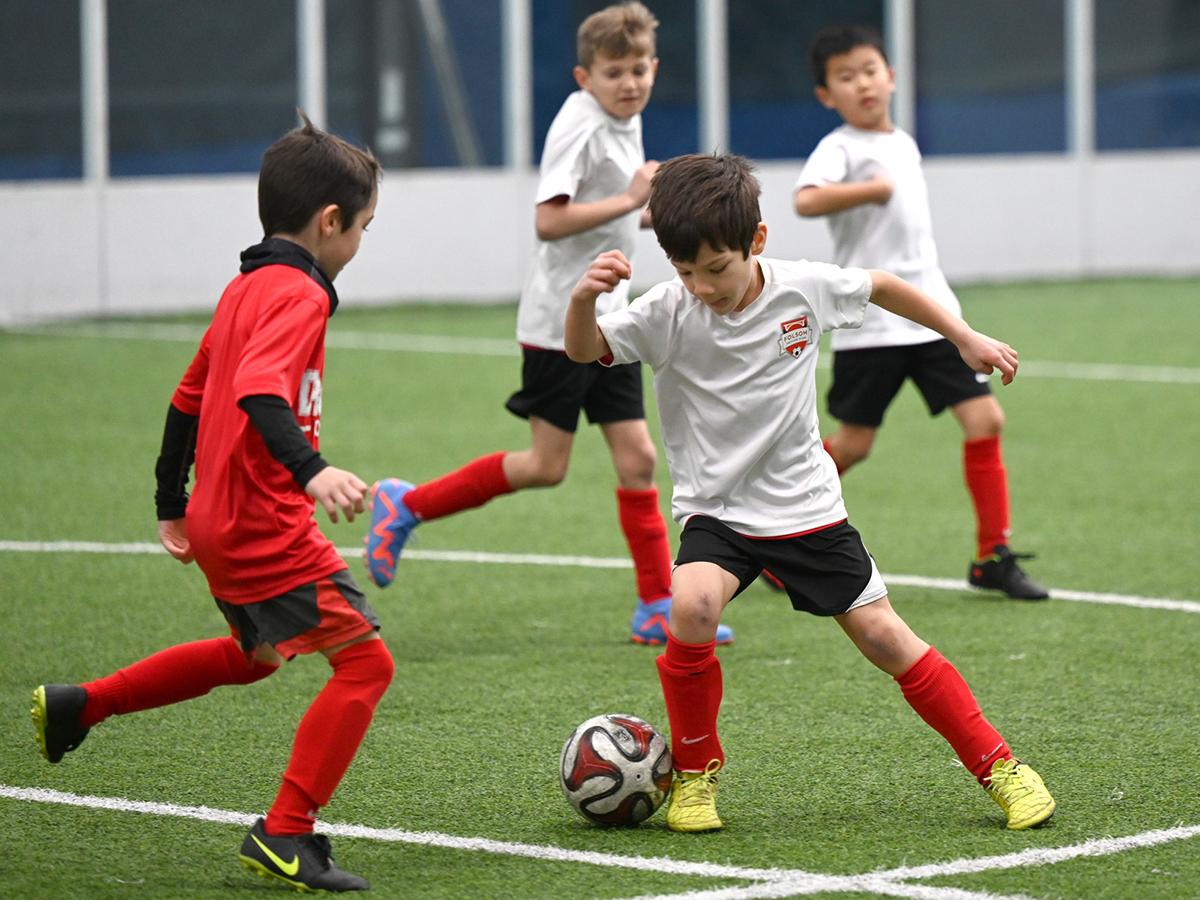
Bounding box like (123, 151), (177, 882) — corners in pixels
(632, 879), (1033, 900)
(0, 785), (799, 884)
(10, 323), (1200, 384)
(3, 785), (1194, 900)
(3, 540), (1198, 615)
(873, 823), (1200, 879)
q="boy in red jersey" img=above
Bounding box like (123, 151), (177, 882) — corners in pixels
(32, 114), (389, 893)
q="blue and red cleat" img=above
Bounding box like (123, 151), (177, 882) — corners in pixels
(365, 478), (419, 588)
(630, 597), (734, 646)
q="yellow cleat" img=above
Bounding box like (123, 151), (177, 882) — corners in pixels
(985, 758), (1056, 830)
(666, 759), (724, 832)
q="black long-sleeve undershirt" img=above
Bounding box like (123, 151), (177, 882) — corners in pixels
(153, 395), (327, 520)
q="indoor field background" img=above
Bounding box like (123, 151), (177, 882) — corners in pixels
(2, 1), (1198, 898)
(2, 279), (1198, 898)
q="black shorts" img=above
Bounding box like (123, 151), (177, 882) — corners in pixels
(674, 516), (888, 616)
(505, 347), (645, 433)
(827, 339), (992, 428)
(215, 568), (380, 658)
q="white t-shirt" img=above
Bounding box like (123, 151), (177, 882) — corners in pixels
(795, 125), (961, 351)
(597, 257), (872, 536)
(516, 90), (644, 351)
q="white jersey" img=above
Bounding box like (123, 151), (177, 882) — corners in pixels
(597, 257), (872, 536)
(795, 125), (960, 351)
(516, 90), (644, 350)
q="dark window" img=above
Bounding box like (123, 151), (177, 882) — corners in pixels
(0, 0), (81, 180)
(107, 0), (297, 176)
(728, 0), (883, 159)
(915, 0), (1066, 154)
(1096, 0), (1200, 150)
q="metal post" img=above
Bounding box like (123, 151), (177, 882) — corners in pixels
(416, 0), (483, 166)
(885, 0), (915, 135)
(1066, 0), (1095, 156)
(81, 0), (108, 181)
(697, 0), (728, 154)
(503, 0), (532, 169)
(298, 0), (327, 127)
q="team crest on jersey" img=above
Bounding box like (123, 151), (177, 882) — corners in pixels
(777, 317), (810, 358)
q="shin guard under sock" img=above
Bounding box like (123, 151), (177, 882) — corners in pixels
(964, 436), (1012, 559)
(616, 487), (673, 603)
(266, 639), (394, 834)
(896, 647), (1010, 783)
(81, 636), (278, 728)
(404, 452), (513, 521)
(656, 634), (724, 771)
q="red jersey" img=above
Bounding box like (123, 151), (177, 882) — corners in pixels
(173, 246), (345, 603)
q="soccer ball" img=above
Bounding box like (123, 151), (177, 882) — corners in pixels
(560, 713), (672, 826)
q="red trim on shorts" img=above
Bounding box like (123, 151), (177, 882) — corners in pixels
(519, 342), (568, 355)
(272, 578), (376, 657)
(739, 518), (847, 541)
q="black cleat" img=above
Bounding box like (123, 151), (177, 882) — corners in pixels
(239, 818), (369, 892)
(968, 546), (1050, 601)
(31, 684), (90, 763)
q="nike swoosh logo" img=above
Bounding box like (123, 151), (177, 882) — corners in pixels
(980, 740), (1005, 763)
(681, 734), (710, 745)
(252, 834), (300, 876)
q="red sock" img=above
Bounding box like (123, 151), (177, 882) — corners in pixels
(616, 487), (673, 603)
(656, 634), (724, 771)
(266, 640), (394, 835)
(963, 436), (1011, 559)
(822, 437), (846, 475)
(896, 647), (1010, 783)
(80, 637), (278, 728)
(404, 452), (513, 521)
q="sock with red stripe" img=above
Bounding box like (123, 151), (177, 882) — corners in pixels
(656, 634), (724, 771)
(616, 487), (673, 604)
(266, 639), (394, 835)
(963, 436), (1012, 559)
(404, 451), (513, 522)
(80, 636), (278, 728)
(895, 647), (1011, 783)
(822, 437), (847, 475)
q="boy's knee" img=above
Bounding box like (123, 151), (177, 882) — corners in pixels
(616, 445), (657, 487)
(528, 457), (569, 487)
(670, 591), (723, 634)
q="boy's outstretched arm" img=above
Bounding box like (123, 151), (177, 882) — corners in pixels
(794, 173), (892, 217)
(564, 250), (627, 362)
(868, 270), (1019, 385)
(537, 161), (659, 241)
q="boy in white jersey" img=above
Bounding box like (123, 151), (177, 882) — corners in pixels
(365, 3), (731, 645)
(792, 25), (1048, 600)
(565, 154), (1055, 834)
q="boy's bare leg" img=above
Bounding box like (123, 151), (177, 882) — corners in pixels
(501, 416), (575, 489)
(834, 595), (928, 676)
(822, 422), (877, 474)
(600, 419), (657, 490)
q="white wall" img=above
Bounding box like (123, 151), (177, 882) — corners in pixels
(2, 150), (1198, 327)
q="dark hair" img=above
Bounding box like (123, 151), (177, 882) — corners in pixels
(258, 110), (381, 236)
(648, 154), (761, 262)
(810, 24), (888, 88)
(577, 2), (658, 68)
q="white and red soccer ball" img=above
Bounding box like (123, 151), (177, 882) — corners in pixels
(560, 713), (672, 826)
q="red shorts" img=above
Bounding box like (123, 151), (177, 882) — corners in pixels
(214, 568), (380, 658)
